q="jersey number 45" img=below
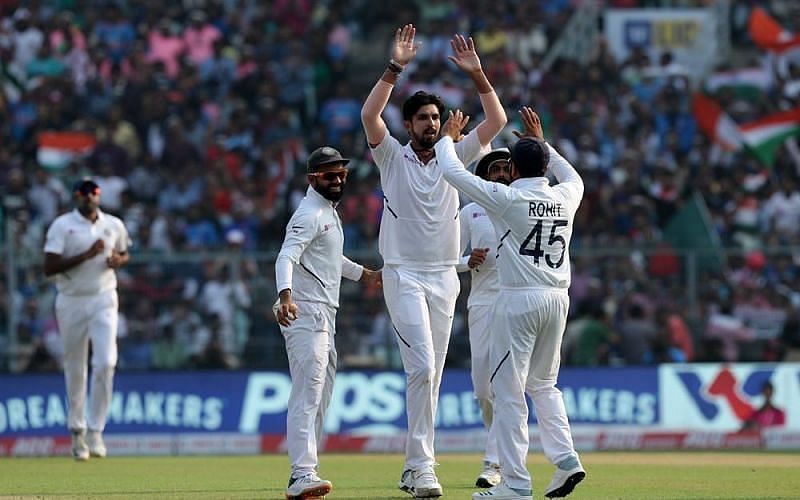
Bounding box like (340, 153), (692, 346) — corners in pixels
(519, 219), (568, 269)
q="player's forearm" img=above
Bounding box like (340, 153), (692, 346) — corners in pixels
(361, 79), (394, 144)
(547, 143), (583, 188)
(275, 253), (295, 294)
(437, 136), (507, 213)
(43, 252), (90, 276)
(475, 88), (507, 146)
(468, 68), (493, 94)
(341, 256), (364, 281)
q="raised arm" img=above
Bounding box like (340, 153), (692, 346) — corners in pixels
(515, 106), (584, 203)
(361, 24), (418, 146)
(436, 110), (511, 215)
(448, 35), (507, 147)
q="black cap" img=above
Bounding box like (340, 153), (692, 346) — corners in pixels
(72, 179), (100, 195)
(307, 146), (349, 173)
(511, 137), (549, 177)
(474, 148), (511, 179)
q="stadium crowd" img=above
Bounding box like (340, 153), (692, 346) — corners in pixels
(1, 0), (799, 373)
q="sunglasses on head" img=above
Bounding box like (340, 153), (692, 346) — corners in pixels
(311, 169), (348, 181)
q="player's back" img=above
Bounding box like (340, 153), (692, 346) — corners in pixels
(491, 177), (578, 290)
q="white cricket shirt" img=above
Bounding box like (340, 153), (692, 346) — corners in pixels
(437, 137), (583, 290)
(44, 209), (131, 296)
(275, 186), (363, 308)
(458, 202), (499, 308)
(370, 129), (485, 268)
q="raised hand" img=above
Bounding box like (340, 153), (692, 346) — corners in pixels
(391, 24), (419, 67)
(512, 106), (544, 140)
(441, 109), (470, 142)
(448, 34), (482, 74)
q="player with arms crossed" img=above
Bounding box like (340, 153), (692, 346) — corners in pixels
(436, 107), (586, 500)
(361, 24), (507, 498)
(275, 147), (381, 500)
(43, 179), (130, 461)
(457, 148), (513, 488)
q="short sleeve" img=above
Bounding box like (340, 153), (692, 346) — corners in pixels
(44, 219), (65, 254)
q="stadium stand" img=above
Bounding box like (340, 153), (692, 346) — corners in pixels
(1, 0), (799, 373)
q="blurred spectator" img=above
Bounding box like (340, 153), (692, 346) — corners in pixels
(1, 2), (799, 372)
(741, 381), (786, 430)
(618, 303), (658, 365)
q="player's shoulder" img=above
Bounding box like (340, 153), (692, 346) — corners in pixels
(47, 210), (76, 229)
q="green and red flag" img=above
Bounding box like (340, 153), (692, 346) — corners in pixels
(739, 108), (800, 166)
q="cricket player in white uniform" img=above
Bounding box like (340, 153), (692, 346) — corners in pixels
(275, 146), (381, 500)
(43, 179), (130, 461)
(436, 108), (586, 500)
(457, 149), (512, 489)
(361, 25), (506, 498)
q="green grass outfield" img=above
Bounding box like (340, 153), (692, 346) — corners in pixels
(1, 452), (798, 499)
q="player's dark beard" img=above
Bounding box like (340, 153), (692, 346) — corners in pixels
(317, 183), (345, 202)
(413, 129), (438, 150)
(494, 176), (511, 186)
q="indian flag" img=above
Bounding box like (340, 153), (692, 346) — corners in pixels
(692, 93), (744, 152)
(704, 68), (772, 99)
(740, 108), (800, 166)
(37, 131), (96, 169)
(748, 7), (800, 55)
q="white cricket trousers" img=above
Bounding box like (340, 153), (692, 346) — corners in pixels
(55, 290), (118, 433)
(490, 288), (578, 491)
(281, 301), (337, 477)
(468, 304), (499, 465)
(382, 265), (459, 471)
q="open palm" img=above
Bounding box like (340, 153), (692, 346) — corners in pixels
(448, 34), (482, 73)
(392, 24), (418, 66)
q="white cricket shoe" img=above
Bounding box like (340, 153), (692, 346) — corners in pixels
(476, 462), (502, 488)
(87, 430), (107, 458)
(544, 464), (586, 498)
(472, 483), (533, 500)
(285, 473), (332, 500)
(71, 429), (89, 461)
(398, 467), (443, 498)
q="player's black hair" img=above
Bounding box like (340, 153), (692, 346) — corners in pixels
(402, 91), (446, 121)
(510, 137), (549, 178)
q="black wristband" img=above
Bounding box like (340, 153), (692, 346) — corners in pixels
(387, 60), (404, 74)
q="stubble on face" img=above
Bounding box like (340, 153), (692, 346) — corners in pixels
(407, 105), (440, 150)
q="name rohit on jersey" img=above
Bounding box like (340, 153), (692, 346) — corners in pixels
(528, 201), (564, 218)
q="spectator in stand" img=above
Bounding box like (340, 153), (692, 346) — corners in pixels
(183, 10), (221, 67)
(741, 381), (786, 430)
(147, 19), (185, 80)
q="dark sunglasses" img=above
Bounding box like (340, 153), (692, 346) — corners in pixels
(311, 170), (348, 181)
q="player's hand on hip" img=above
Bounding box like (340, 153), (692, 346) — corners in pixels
(448, 34), (482, 74)
(391, 24), (419, 67)
(276, 302), (298, 327)
(512, 106), (544, 140)
(441, 110), (470, 142)
(468, 248), (489, 269)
